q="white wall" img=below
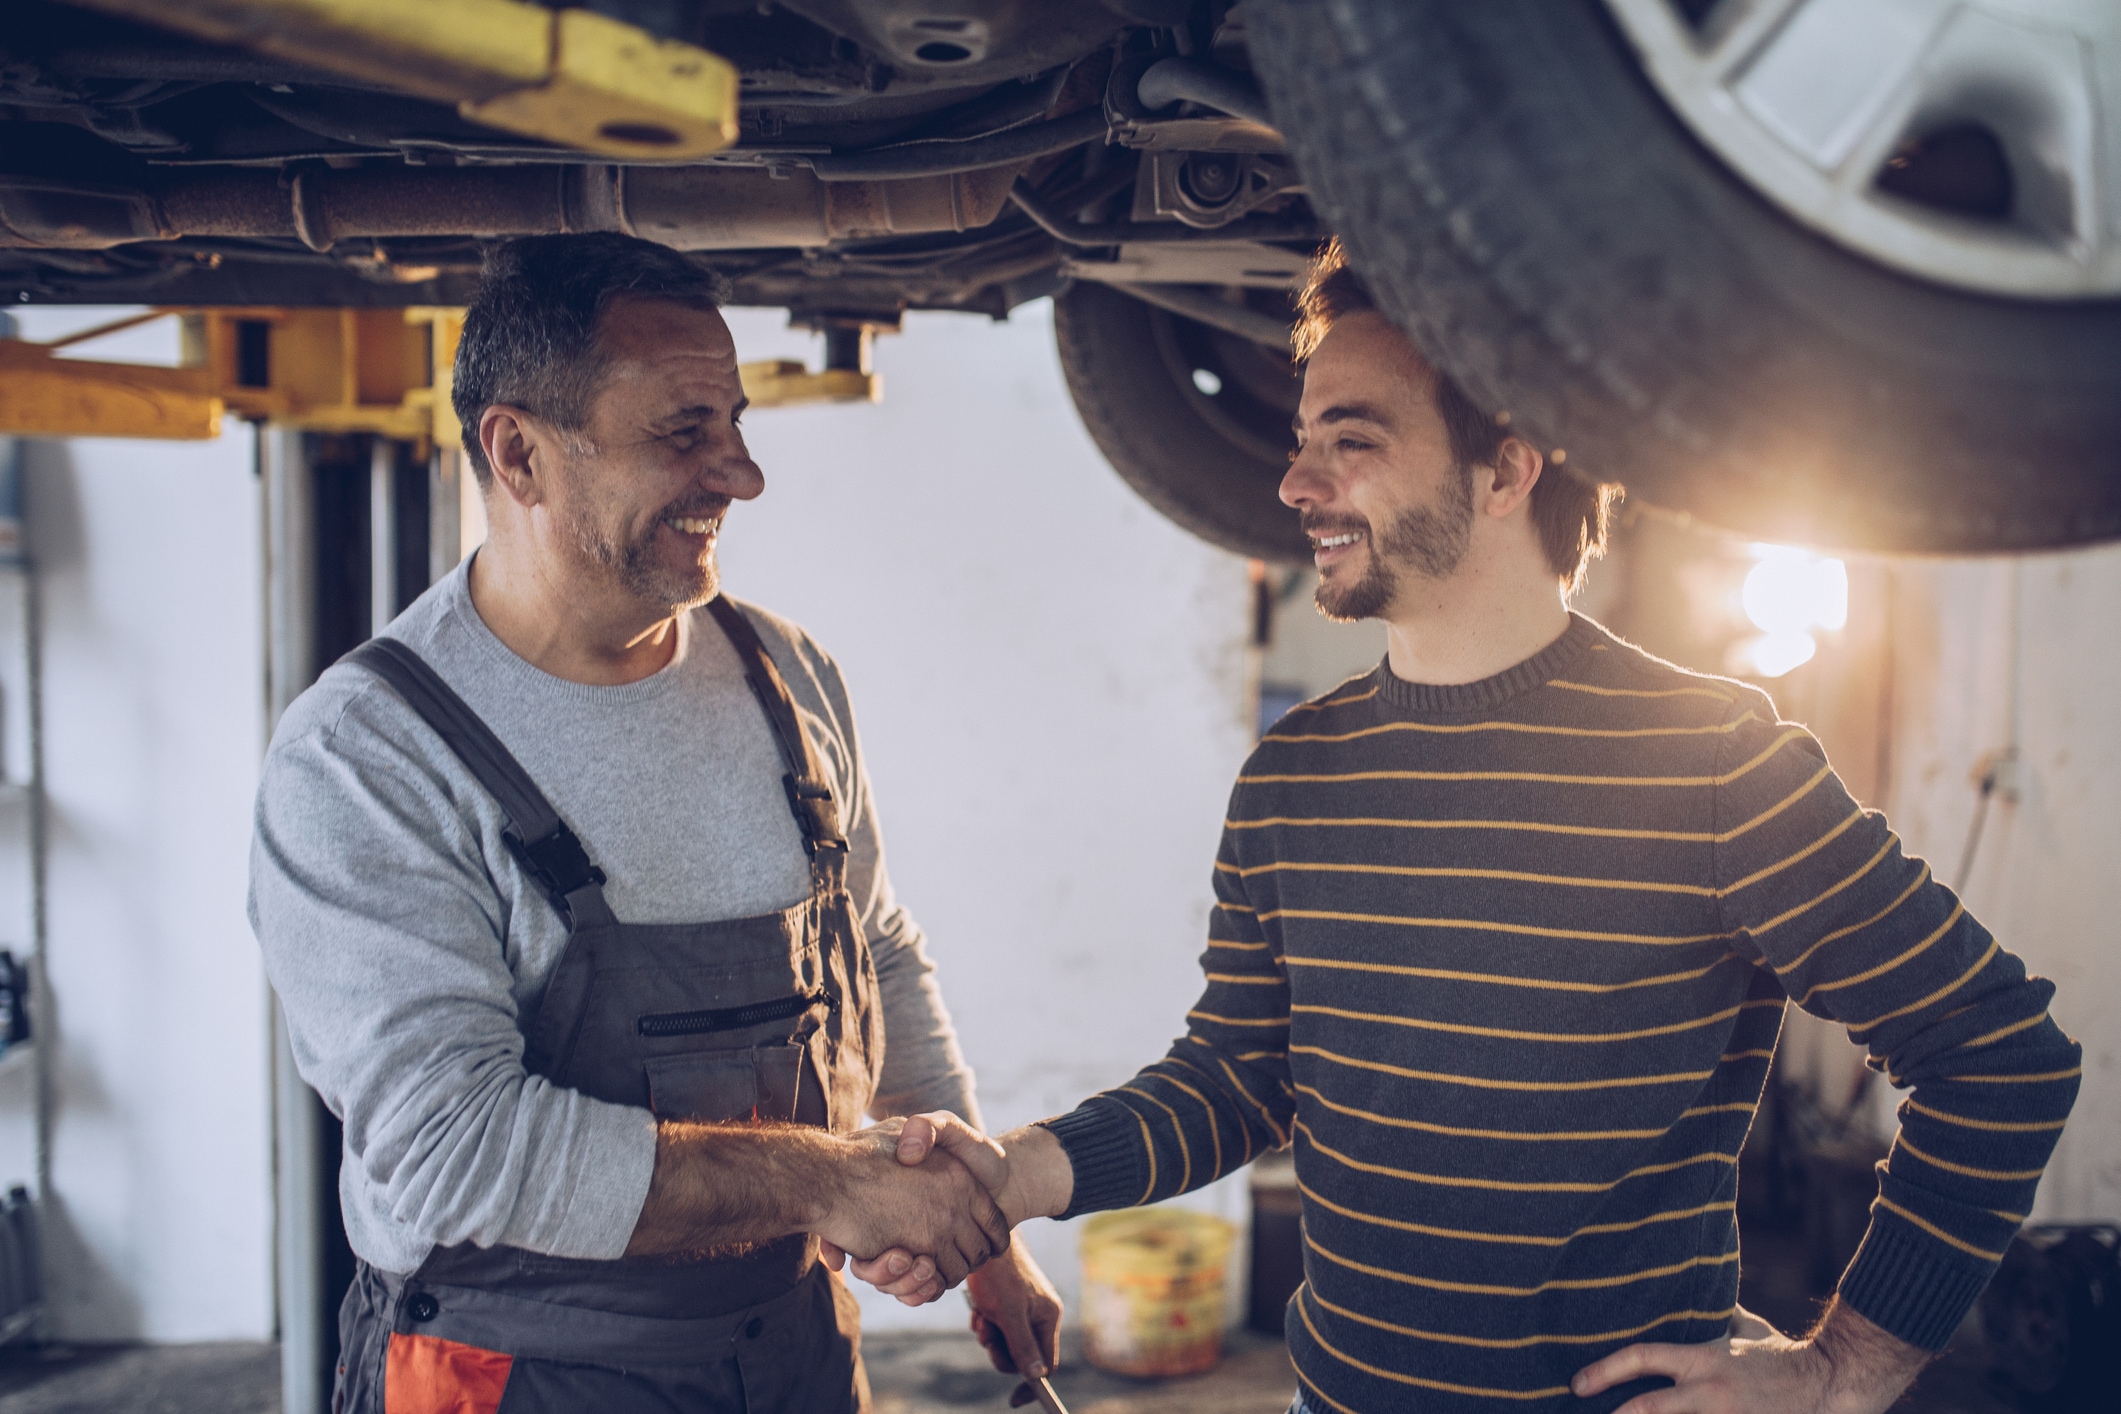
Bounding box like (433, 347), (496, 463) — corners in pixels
(1882, 550), (2121, 1225)
(1, 308), (273, 1340)
(717, 302), (1258, 1328)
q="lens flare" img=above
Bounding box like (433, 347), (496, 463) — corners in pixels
(1742, 546), (1847, 636)
(1727, 546), (1847, 679)
(1731, 629), (1818, 678)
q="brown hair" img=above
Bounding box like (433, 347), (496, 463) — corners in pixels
(1293, 239), (1619, 594)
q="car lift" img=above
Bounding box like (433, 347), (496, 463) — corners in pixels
(0, 307), (881, 443)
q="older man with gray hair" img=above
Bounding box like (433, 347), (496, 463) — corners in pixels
(250, 232), (1057, 1414)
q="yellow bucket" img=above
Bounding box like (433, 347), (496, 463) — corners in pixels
(1079, 1208), (1235, 1378)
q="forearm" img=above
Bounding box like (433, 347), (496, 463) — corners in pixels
(625, 1120), (848, 1257)
(1811, 1297), (1931, 1411)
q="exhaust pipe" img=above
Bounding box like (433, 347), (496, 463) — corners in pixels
(0, 162), (1023, 252)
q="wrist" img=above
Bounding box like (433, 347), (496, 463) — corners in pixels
(800, 1130), (864, 1236)
(1810, 1298), (1930, 1413)
(1001, 1123), (1074, 1221)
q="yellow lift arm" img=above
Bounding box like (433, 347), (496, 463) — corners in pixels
(0, 309), (880, 442)
(56, 0), (738, 160)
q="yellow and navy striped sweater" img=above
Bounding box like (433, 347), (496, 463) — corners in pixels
(1042, 615), (2078, 1413)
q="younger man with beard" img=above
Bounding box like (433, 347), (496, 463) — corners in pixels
(863, 241), (2079, 1413)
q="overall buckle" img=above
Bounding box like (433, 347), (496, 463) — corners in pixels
(504, 823), (607, 904)
(782, 774), (847, 856)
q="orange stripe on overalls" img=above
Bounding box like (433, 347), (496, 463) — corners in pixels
(384, 1332), (513, 1414)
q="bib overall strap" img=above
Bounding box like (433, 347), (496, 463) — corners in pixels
(705, 597), (849, 863)
(342, 638), (614, 927)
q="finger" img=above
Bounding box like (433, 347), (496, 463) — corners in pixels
(973, 1311), (1015, 1375)
(935, 1237), (975, 1289)
(894, 1275), (944, 1307)
(882, 1255), (937, 1298)
(845, 1250), (906, 1283)
(989, 1296), (1050, 1378)
(895, 1115), (935, 1166)
(1031, 1296), (1061, 1376)
(1573, 1343), (1692, 1398)
(917, 1111), (1011, 1191)
(1612, 1390), (1689, 1414)
(819, 1239), (846, 1273)
(852, 1255), (937, 1297)
(971, 1185), (1011, 1261)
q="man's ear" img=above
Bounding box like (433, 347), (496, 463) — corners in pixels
(479, 405), (547, 509)
(1482, 436), (1544, 519)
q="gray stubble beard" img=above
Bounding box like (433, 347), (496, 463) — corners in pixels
(566, 504), (720, 617)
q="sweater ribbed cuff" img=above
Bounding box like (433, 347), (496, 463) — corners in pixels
(1037, 1102), (1148, 1220)
(1837, 1210), (1997, 1352)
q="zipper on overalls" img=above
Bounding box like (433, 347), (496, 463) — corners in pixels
(636, 987), (839, 1038)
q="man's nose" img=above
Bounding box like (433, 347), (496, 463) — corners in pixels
(707, 438), (766, 501)
(1280, 444), (1325, 510)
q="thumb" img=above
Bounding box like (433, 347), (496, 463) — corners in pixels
(895, 1116), (935, 1167)
(916, 1111), (1010, 1192)
(819, 1238), (847, 1273)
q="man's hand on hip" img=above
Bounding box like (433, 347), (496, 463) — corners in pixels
(1572, 1299), (1930, 1414)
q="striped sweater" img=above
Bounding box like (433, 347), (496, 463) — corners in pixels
(1042, 615), (2079, 1413)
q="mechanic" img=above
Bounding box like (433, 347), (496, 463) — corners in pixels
(249, 232), (1058, 1414)
(856, 239), (2082, 1413)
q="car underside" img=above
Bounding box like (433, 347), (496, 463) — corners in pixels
(3, 0), (2118, 561)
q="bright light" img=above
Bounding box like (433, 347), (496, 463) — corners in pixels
(1741, 546), (1847, 636)
(1730, 629), (1818, 678)
(1191, 367), (1223, 396)
(1723, 545), (1847, 678)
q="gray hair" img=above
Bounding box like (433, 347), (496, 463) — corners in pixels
(452, 233), (732, 484)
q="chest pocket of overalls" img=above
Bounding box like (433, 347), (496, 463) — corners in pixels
(640, 978), (839, 1127)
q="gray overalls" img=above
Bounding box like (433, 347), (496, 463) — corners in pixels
(331, 596), (883, 1414)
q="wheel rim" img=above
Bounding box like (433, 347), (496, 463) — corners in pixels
(1604, 0), (2121, 298)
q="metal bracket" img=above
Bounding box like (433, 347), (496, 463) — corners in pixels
(56, 0), (739, 160)
(0, 307), (463, 442)
(737, 316), (893, 409)
(1134, 151), (1304, 230)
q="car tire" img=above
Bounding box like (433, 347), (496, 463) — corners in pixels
(1244, 0), (2121, 554)
(1052, 280), (1310, 563)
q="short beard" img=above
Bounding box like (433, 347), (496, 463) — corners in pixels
(1313, 465), (1476, 623)
(566, 494), (729, 615)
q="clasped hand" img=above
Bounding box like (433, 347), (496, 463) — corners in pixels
(818, 1112), (1062, 1390)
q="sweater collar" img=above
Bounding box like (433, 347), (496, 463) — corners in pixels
(1372, 613), (1600, 716)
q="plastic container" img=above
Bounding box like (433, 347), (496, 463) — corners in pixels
(1079, 1208), (1235, 1378)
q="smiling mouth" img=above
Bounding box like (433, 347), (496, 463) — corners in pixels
(1310, 531), (1363, 550)
(663, 514), (722, 537)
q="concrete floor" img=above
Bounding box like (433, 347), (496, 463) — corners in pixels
(0, 1329), (1290, 1414)
(866, 1328), (1296, 1414)
(0, 1240), (2045, 1414)
(0, 1341), (279, 1414)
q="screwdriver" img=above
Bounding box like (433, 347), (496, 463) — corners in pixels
(1015, 1375), (1071, 1414)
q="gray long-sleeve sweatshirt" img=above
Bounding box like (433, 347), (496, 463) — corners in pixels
(249, 558), (978, 1275)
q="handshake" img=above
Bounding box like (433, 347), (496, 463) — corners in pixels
(815, 1114), (1074, 1386)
